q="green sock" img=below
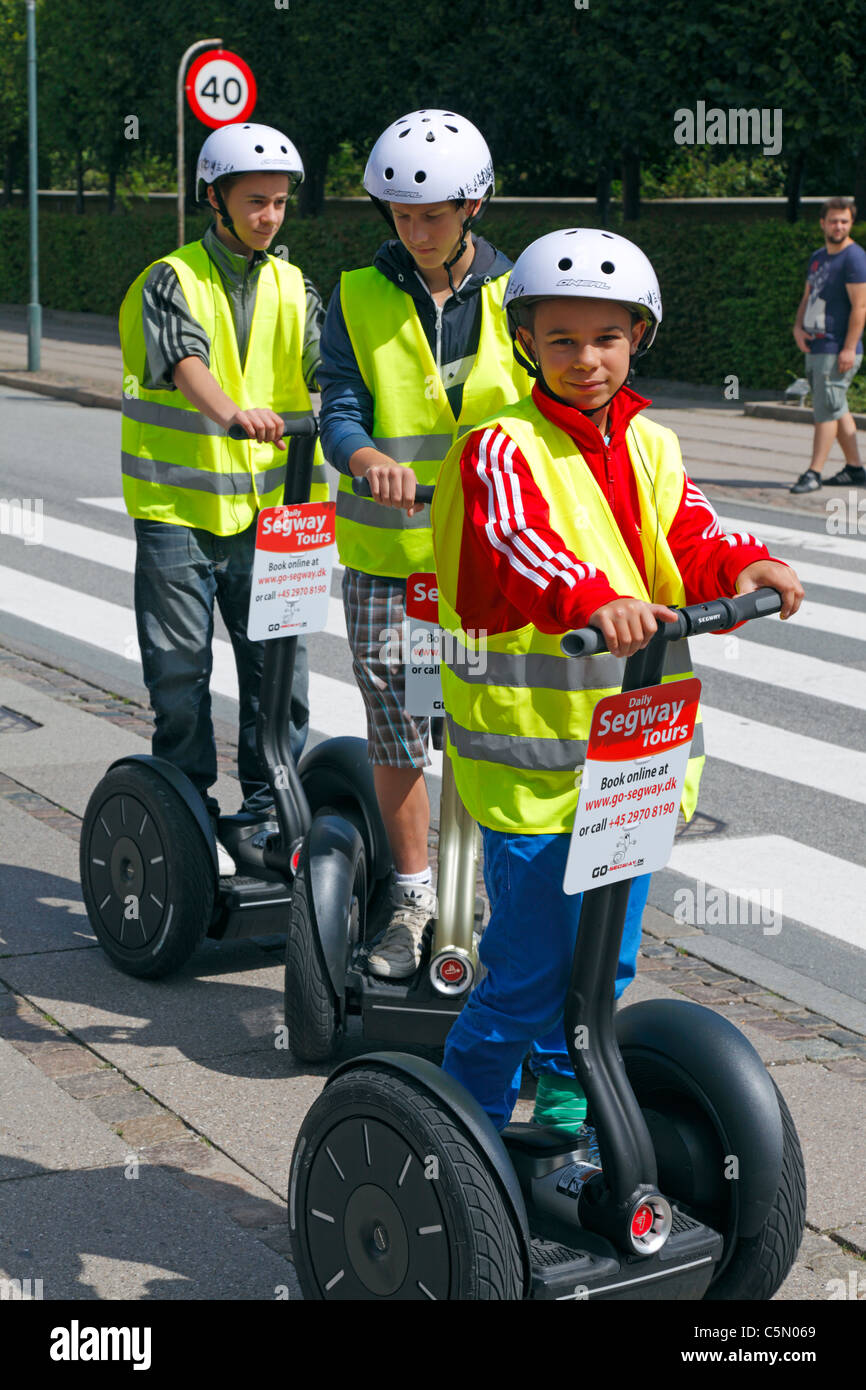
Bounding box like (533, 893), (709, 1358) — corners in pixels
(532, 1073), (587, 1132)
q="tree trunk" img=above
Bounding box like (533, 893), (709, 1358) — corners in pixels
(621, 146), (641, 221)
(853, 148), (866, 225)
(596, 163), (611, 226)
(76, 149), (85, 213)
(297, 149), (328, 218)
(785, 150), (806, 224)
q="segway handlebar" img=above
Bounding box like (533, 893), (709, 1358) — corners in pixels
(560, 587), (783, 657)
(227, 416), (318, 441)
(351, 477), (436, 505)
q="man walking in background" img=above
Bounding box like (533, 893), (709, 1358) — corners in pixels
(791, 197), (866, 493)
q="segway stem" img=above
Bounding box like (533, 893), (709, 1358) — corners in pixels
(561, 592), (783, 1245)
(434, 753), (480, 954)
(254, 427), (318, 875)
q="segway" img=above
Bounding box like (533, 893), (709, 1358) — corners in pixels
(284, 480), (485, 1061)
(288, 588), (807, 1300)
(79, 421), (391, 979)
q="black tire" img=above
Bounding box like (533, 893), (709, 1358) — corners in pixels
(705, 1082), (806, 1301)
(289, 1066), (524, 1301)
(283, 840), (364, 1062)
(79, 763), (214, 979)
(622, 1047), (806, 1301)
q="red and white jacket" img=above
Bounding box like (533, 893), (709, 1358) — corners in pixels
(453, 383), (774, 635)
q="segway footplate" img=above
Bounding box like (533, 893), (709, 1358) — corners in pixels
(529, 1208), (722, 1300)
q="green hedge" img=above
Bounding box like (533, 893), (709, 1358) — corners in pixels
(1, 205), (859, 390)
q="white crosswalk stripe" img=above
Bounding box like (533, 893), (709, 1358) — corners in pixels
(668, 836), (866, 952)
(720, 513), (866, 562)
(0, 500), (863, 959)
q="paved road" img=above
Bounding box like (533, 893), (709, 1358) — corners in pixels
(1, 383), (865, 1303)
(1, 385), (863, 1014)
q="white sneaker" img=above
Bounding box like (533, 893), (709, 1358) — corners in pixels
(366, 881), (438, 979)
(216, 839), (237, 877)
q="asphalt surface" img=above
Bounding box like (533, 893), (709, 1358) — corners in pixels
(0, 325), (865, 1309)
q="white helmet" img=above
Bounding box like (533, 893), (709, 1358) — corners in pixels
(503, 229), (662, 352)
(196, 123), (304, 204)
(363, 109), (494, 205)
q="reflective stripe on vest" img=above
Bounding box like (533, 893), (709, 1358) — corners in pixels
(119, 241), (327, 535)
(121, 397), (315, 437)
(121, 452), (287, 496)
(431, 401), (706, 833)
(448, 632), (693, 692)
(334, 267), (530, 577)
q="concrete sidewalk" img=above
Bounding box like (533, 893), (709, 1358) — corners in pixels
(0, 640), (864, 1301)
(0, 304), (119, 409)
(2, 302), (863, 517)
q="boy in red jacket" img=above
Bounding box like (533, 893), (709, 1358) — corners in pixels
(431, 230), (804, 1133)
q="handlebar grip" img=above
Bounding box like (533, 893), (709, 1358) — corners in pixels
(560, 612), (688, 657)
(351, 477), (436, 504)
(560, 588), (783, 657)
(227, 416), (318, 441)
(560, 627), (607, 657)
(726, 587), (783, 622)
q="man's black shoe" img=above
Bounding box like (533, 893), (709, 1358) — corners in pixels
(824, 464), (866, 486)
(790, 469), (822, 493)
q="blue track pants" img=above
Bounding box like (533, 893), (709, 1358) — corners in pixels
(443, 827), (650, 1131)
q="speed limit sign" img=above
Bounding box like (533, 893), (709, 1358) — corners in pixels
(185, 49), (257, 128)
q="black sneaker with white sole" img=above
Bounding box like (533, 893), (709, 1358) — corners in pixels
(790, 469), (822, 493)
(824, 464), (866, 486)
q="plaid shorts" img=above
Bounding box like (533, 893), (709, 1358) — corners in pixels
(342, 567), (431, 768)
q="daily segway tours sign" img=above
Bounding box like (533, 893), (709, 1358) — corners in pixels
(564, 678), (702, 894)
(248, 502), (336, 640)
(404, 572), (445, 715)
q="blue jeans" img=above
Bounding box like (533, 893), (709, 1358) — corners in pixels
(443, 828), (650, 1130)
(134, 518), (309, 819)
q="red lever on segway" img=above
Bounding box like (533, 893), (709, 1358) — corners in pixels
(351, 477), (436, 505)
(560, 587), (782, 657)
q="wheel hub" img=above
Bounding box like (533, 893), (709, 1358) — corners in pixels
(110, 837), (145, 898)
(304, 1117), (451, 1300)
(344, 1186), (408, 1295)
(86, 792), (168, 948)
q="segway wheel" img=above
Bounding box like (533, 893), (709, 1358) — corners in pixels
(624, 1051), (806, 1301)
(704, 1081), (806, 1302)
(284, 852), (356, 1063)
(289, 1065), (524, 1300)
(79, 763), (214, 978)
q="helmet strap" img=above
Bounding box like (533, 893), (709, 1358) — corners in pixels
(212, 182), (238, 241)
(368, 192), (395, 231)
(442, 190), (490, 304)
(536, 365), (636, 421)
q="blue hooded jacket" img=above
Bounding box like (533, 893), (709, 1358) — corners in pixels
(318, 233), (515, 474)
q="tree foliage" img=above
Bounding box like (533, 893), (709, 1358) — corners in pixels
(1, 0), (864, 216)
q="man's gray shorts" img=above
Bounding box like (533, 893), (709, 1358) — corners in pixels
(806, 351), (863, 422)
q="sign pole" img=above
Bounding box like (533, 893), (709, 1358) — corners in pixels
(25, 0), (40, 371)
(176, 37), (221, 247)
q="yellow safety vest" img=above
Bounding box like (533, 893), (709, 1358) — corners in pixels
(431, 399), (706, 834)
(120, 241), (328, 535)
(335, 267), (530, 577)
